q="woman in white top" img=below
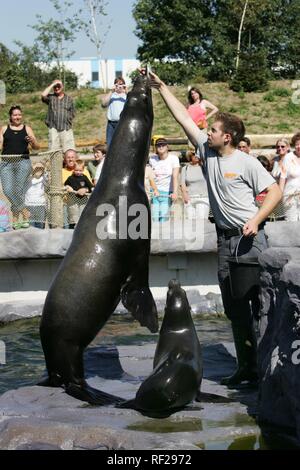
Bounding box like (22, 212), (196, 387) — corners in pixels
(149, 138), (180, 222)
(279, 133), (300, 221)
(101, 77), (127, 148)
(180, 150), (209, 219)
(272, 137), (290, 182)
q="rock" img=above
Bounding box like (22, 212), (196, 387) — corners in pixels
(0, 343), (260, 450)
(265, 221), (300, 248)
(257, 247), (300, 448)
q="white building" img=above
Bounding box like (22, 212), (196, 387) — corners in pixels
(61, 57), (141, 89)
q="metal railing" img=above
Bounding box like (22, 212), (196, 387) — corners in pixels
(0, 152), (292, 231)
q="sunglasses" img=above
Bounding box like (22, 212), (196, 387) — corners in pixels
(276, 145), (286, 149)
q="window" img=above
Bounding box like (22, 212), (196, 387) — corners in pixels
(115, 71), (122, 79)
(92, 71), (99, 82)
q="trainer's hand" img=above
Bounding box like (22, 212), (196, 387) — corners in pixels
(149, 71), (163, 89)
(243, 219), (258, 237)
(139, 68), (162, 89)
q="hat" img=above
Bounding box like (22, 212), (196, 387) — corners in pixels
(152, 134), (164, 146)
(155, 137), (168, 146)
(32, 162), (45, 170)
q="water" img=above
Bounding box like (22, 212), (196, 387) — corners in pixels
(0, 315), (232, 395)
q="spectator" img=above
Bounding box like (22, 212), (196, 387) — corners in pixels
(93, 145), (107, 186)
(64, 160), (93, 229)
(88, 144), (107, 183)
(149, 137), (180, 222)
(147, 70), (281, 388)
(62, 149), (92, 184)
(25, 162), (48, 229)
(41, 80), (76, 152)
(0, 198), (10, 232)
(279, 132), (300, 222)
(187, 87), (218, 130)
(145, 164), (159, 201)
(255, 156), (273, 207)
(272, 138), (290, 182)
(0, 105), (39, 229)
(101, 77), (127, 148)
(238, 137), (256, 157)
(181, 149), (209, 220)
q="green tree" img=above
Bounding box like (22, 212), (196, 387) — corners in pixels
(276, 0), (300, 78)
(133, 0), (211, 64)
(30, 0), (82, 77)
(230, 50), (270, 92)
(0, 42), (78, 94)
(133, 0), (292, 83)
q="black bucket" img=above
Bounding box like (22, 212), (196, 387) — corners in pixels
(229, 256), (260, 300)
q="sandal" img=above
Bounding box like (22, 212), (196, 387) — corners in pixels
(12, 222), (22, 230)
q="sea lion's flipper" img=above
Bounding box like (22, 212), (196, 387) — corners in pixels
(121, 284), (158, 333)
(66, 383), (124, 406)
(116, 399), (177, 418)
(116, 398), (138, 410)
(37, 373), (64, 388)
(195, 391), (234, 403)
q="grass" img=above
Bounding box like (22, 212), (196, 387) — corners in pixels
(0, 79), (298, 147)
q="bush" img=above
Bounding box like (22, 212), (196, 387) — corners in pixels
(230, 50), (269, 93)
(286, 100), (300, 117)
(263, 92), (275, 102)
(75, 93), (97, 111)
(272, 87), (291, 97)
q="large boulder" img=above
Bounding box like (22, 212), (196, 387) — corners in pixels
(257, 247), (300, 447)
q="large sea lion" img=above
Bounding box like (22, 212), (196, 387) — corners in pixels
(39, 73), (158, 405)
(118, 280), (203, 418)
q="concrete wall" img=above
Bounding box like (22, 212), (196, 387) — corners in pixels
(0, 253), (219, 298)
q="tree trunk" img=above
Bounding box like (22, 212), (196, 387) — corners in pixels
(236, 0), (249, 71)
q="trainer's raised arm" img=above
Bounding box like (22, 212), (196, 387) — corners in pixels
(146, 70), (203, 147)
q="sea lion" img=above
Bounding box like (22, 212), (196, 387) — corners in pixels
(118, 279), (203, 418)
(39, 73), (158, 405)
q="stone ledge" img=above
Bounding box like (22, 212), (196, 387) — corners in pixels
(0, 221), (299, 260)
(0, 290), (223, 324)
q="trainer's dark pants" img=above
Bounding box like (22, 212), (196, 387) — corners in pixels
(217, 228), (268, 324)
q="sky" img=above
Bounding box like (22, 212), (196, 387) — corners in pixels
(0, 0), (139, 59)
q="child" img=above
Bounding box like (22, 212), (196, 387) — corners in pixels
(256, 155), (273, 206)
(0, 198), (10, 232)
(25, 161), (48, 229)
(145, 164), (159, 201)
(93, 145), (107, 185)
(88, 144), (107, 183)
(64, 159), (93, 228)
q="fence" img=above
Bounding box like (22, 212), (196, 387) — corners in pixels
(0, 151), (293, 231)
(0, 151), (65, 229)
